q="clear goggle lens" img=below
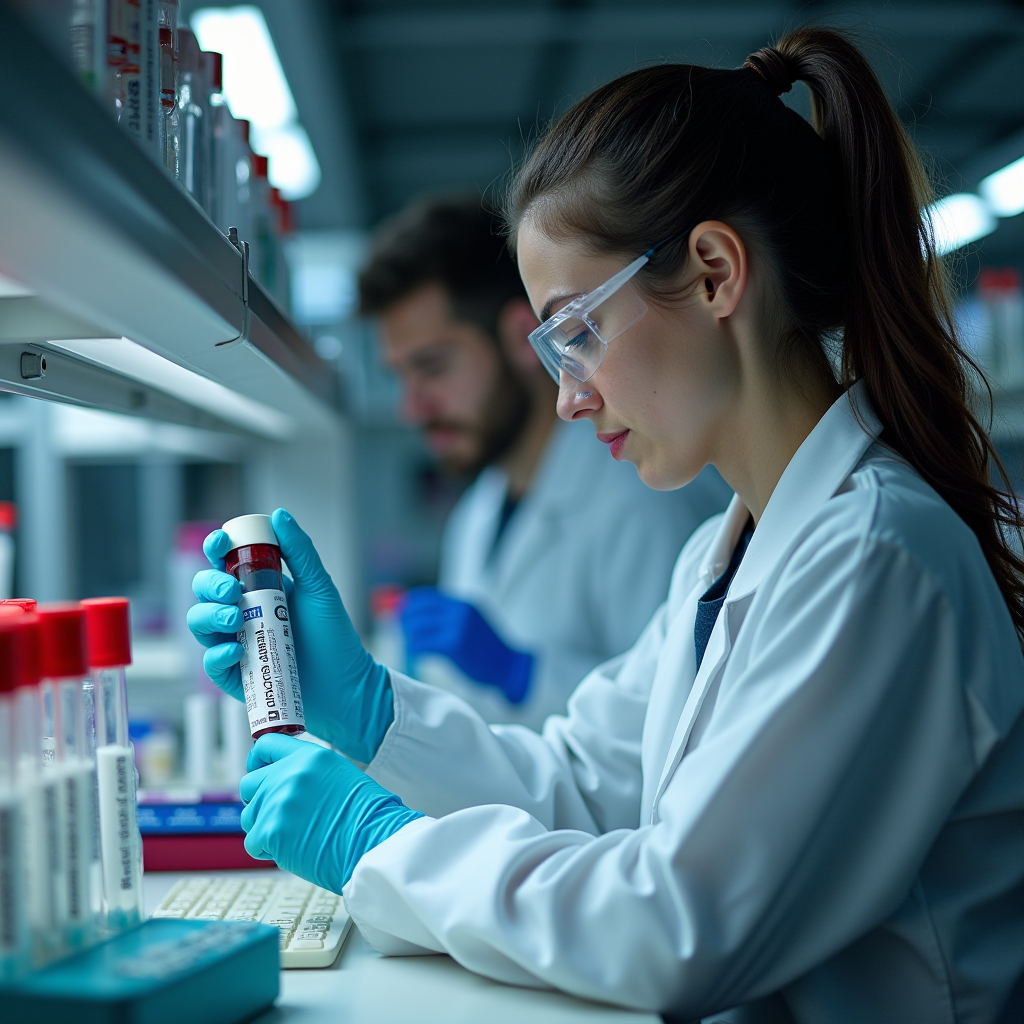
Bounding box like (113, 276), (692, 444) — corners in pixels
(531, 282), (648, 383)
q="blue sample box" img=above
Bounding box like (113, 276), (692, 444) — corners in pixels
(2, 918), (279, 1024)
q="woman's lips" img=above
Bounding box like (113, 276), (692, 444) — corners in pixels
(597, 430), (629, 459)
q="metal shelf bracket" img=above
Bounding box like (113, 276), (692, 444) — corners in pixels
(217, 226), (251, 348)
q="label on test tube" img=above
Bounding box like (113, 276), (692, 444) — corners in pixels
(59, 760), (97, 948)
(236, 590), (304, 736)
(24, 774), (65, 962)
(0, 791), (27, 979)
(96, 745), (142, 931)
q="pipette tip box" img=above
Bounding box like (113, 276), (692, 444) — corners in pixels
(1, 917), (279, 1024)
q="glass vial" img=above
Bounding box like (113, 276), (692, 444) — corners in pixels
(37, 605), (100, 953)
(81, 598), (144, 934)
(0, 617), (31, 981)
(221, 515), (305, 740)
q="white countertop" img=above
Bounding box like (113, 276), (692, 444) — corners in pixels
(144, 871), (660, 1024)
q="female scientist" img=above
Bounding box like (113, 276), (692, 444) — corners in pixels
(189, 28), (1024, 1023)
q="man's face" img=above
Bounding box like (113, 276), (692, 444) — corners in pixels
(379, 283), (530, 475)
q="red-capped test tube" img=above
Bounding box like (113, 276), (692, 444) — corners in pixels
(0, 616), (32, 980)
(221, 514), (305, 739)
(8, 613), (63, 966)
(37, 605), (100, 952)
(80, 598), (143, 932)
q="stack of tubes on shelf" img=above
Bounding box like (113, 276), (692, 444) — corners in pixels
(0, 597), (144, 984)
(48, 0), (292, 306)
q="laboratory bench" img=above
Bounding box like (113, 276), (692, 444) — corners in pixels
(143, 870), (659, 1024)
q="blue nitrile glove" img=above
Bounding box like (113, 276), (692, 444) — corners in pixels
(239, 734), (423, 891)
(186, 508), (393, 764)
(400, 587), (534, 704)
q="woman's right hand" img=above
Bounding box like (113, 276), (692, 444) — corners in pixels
(186, 508), (395, 764)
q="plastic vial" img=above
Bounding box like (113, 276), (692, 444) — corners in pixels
(81, 598), (144, 934)
(222, 515), (305, 739)
(10, 613), (63, 966)
(0, 617), (31, 981)
(37, 605), (100, 953)
(158, 0), (180, 175)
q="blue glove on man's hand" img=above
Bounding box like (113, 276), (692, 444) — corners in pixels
(187, 508), (394, 763)
(400, 587), (534, 704)
(239, 734), (423, 892)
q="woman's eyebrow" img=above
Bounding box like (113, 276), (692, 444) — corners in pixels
(540, 293), (582, 323)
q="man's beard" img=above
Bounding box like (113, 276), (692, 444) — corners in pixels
(426, 366), (532, 478)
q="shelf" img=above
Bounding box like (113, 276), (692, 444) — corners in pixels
(0, 5), (340, 439)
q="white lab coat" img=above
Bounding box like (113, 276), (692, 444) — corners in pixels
(429, 419), (731, 728)
(345, 384), (1024, 1023)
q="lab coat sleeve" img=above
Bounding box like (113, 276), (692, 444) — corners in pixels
(367, 601), (667, 833)
(345, 514), (1006, 1016)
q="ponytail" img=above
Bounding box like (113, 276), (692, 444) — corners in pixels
(507, 27), (1024, 639)
(761, 29), (1024, 639)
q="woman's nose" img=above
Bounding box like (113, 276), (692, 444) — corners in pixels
(557, 373), (602, 421)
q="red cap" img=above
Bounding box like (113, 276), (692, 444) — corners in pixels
(80, 597), (132, 669)
(37, 604), (88, 679)
(253, 154), (269, 179)
(0, 613), (40, 691)
(371, 585), (407, 619)
(0, 502), (16, 531)
(0, 598), (36, 612)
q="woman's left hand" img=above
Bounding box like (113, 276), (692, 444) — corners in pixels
(239, 735), (424, 893)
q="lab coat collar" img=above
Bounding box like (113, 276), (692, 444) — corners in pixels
(649, 383), (883, 818)
(699, 381), (883, 600)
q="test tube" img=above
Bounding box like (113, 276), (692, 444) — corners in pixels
(11, 613), (64, 966)
(81, 598), (144, 932)
(0, 616), (31, 981)
(37, 605), (100, 952)
(221, 514), (305, 739)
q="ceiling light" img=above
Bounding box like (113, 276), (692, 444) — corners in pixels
(47, 337), (293, 439)
(191, 6), (320, 200)
(254, 123), (321, 201)
(980, 155), (1024, 219)
(927, 193), (996, 255)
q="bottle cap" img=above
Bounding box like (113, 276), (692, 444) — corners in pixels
(81, 597), (132, 669)
(37, 604), (88, 679)
(0, 598), (36, 611)
(0, 613), (40, 691)
(222, 514), (279, 552)
(253, 154), (269, 179)
(0, 502), (16, 532)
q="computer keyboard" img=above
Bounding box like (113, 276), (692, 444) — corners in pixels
(151, 875), (352, 968)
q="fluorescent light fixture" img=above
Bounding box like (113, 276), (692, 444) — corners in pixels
(980, 155), (1024, 219)
(48, 337), (293, 439)
(256, 123), (321, 200)
(927, 193), (996, 255)
(52, 405), (246, 459)
(191, 6), (321, 200)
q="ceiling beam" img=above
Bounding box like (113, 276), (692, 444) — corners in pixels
(342, 5), (1023, 50)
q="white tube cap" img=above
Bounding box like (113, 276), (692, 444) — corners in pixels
(221, 513), (279, 551)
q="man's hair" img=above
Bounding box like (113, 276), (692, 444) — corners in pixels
(358, 194), (527, 340)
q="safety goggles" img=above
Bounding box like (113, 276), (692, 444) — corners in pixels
(527, 230), (690, 384)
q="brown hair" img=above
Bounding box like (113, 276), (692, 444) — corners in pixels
(359, 194), (526, 340)
(505, 27), (1024, 639)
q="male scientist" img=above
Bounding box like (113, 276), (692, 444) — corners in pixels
(359, 195), (730, 728)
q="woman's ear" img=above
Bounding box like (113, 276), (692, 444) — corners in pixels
(689, 221), (748, 319)
(496, 298), (542, 373)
